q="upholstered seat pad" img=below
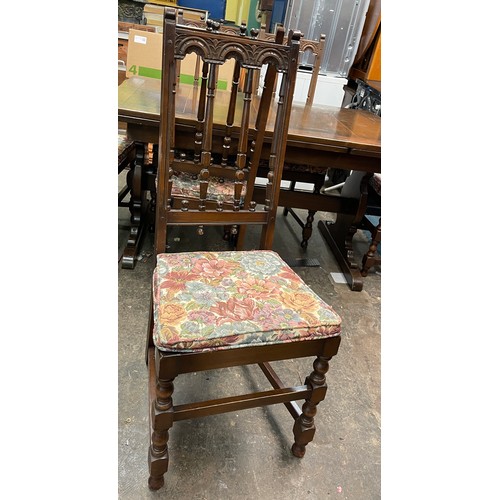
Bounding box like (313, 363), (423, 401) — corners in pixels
(153, 250), (341, 352)
(118, 132), (134, 165)
(171, 171), (246, 204)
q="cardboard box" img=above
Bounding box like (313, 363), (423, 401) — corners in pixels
(126, 29), (235, 90)
(126, 29), (163, 79)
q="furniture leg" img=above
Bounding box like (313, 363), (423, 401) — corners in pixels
(283, 180), (296, 216)
(301, 211), (315, 248)
(292, 355), (331, 458)
(122, 142), (147, 269)
(286, 207), (316, 248)
(318, 171), (372, 291)
(318, 217), (364, 290)
(148, 353), (175, 491)
(283, 177), (323, 247)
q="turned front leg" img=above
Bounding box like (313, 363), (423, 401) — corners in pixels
(292, 355), (331, 458)
(148, 376), (174, 491)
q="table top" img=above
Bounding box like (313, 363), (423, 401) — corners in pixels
(118, 77), (381, 156)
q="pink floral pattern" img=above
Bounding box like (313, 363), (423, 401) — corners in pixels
(171, 171), (247, 204)
(153, 250), (341, 352)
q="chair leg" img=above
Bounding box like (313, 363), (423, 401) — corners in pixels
(148, 365), (175, 491)
(292, 355), (330, 458)
(301, 210), (316, 248)
(283, 180), (296, 216)
(299, 177), (324, 247)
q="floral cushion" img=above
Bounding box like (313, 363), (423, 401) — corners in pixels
(171, 171), (246, 204)
(118, 131), (134, 165)
(153, 250), (341, 352)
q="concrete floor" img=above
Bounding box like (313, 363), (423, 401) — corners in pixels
(118, 198), (381, 499)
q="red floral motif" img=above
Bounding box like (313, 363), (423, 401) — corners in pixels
(236, 276), (281, 299)
(308, 324), (339, 335)
(278, 266), (301, 282)
(192, 257), (239, 282)
(210, 297), (258, 323)
(275, 330), (298, 341)
(159, 270), (196, 295)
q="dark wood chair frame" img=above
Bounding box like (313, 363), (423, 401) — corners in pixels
(257, 25), (326, 106)
(146, 9), (342, 491)
(253, 29), (328, 248)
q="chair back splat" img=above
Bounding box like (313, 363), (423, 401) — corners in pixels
(146, 8), (342, 492)
(154, 9), (300, 256)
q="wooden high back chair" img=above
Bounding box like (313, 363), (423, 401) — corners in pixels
(300, 34), (326, 105)
(257, 26), (326, 105)
(253, 29), (327, 248)
(146, 9), (342, 491)
(154, 10), (299, 254)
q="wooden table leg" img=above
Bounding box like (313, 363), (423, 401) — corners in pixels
(318, 171), (372, 292)
(318, 218), (364, 291)
(122, 142), (147, 269)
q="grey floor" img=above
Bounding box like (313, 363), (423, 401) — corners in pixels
(118, 190), (381, 499)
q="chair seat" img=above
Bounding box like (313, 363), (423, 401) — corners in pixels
(118, 131), (134, 166)
(170, 171), (247, 204)
(153, 250), (341, 352)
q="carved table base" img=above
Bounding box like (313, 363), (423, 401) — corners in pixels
(318, 171), (374, 292)
(318, 219), (364, 292)
(122, 142), (148, 269)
